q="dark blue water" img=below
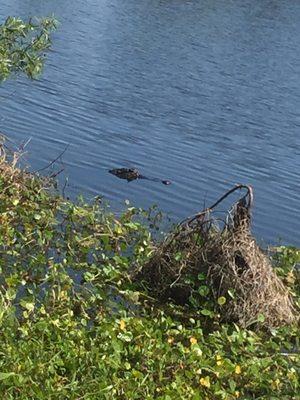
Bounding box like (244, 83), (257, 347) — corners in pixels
(1, 0), (300, 245)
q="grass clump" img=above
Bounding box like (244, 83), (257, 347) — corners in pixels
(0, 142), (299, 399)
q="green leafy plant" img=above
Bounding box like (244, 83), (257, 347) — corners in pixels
(0, 147), (299, 399)
(0, 16), (57, 81)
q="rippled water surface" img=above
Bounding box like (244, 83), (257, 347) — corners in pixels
(1, 0), (300, 245)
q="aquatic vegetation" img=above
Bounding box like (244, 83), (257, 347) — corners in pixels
(0, 145), (299, 399)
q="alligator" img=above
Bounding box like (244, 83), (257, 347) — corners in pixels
(109, 168), (171, 185)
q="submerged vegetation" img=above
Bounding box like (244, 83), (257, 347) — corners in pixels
(0, 142), (299, 399)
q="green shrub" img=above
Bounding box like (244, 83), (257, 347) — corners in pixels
(0, 16), (57, 81)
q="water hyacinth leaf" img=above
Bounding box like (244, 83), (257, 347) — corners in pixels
(198, 285), (210, 296)
(197, 273), (206, 281)
(217, 296), (226, 306)
(200, 309), (213, 317)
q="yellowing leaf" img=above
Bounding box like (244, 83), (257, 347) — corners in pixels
(217, 296), (226, 305)
(190, 337), (197, 345)
(215, 354), (223, 365)
(199, 376), (210, 388)
(119, 320), (126, 330)
(271, 379), (281, 390)
(114, 225), (123, 234)
(235, 365), (241, 374)
(286, 271), (295, 284)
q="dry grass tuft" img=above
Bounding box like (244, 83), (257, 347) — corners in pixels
(0, 134), (53, 192)
(0, 134), (29, 189)
(136, 185), (298, 329)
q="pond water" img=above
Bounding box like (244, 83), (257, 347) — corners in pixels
(1, 0), (300, 245)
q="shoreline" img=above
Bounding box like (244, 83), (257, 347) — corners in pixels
(0, 148), (299, 399)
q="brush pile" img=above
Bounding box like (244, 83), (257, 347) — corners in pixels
(136, 185), (298, 328)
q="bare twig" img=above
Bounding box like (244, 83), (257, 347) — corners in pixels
(35, 144), (69, 173)
(180, 185), (253, 227)
(49, 168), (64, 179)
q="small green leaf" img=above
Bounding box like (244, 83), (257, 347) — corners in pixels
(201, 309), (213, 317)
(20, 300), (35, 312)
(198, 285), (209, 296)
(229, 379), (236, 391)
(174, 252), (182, 261)
(197, 273), (206, 281)
(124, 362), (131, 370)
(217, 296), (226, 306)
(257, 314), (265, 323)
